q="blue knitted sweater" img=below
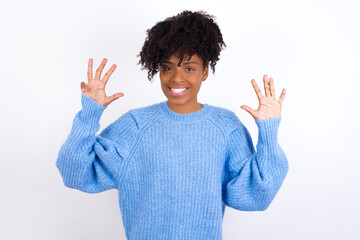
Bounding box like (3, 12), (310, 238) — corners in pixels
(56, 93), (289, 240)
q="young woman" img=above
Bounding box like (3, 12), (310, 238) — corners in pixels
(57, 10), (288, 239)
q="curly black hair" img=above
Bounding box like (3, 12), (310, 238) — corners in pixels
(138, 10), (226, 81)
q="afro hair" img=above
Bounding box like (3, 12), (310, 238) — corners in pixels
(138, 10), (226, 81)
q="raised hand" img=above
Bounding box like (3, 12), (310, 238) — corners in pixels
(240, 75), (286, 121)
(81, 58), (124, 107)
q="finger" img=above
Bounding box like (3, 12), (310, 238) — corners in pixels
(263, 75), (270, 97)
(278, 89), (286, 104)
(94, 58), (108, 81)
(102, 64), (117, 85)
(251, 79), (264, 101)
(106, 92), (125, 106)
(81, 82), (86, 93)
(240, 105), (257, 118)
(269, 77), (276, 99)
(87, 58), (93, 82)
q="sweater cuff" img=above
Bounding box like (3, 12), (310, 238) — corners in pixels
(80, 93), (107, 123)
(255, 117), (281, 145)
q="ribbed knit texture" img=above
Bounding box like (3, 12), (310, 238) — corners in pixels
(56, 93), (289, 240)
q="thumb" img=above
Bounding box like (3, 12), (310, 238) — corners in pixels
(240, 105), (257, 118)
(106, 92), (125, 106)
(80, 82), (86, 93)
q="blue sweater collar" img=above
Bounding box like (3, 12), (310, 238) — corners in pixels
(159, 101), (211, 122)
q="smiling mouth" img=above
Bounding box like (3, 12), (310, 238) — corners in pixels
(169, 87), (189, 92)
(168, 87), (189, 96)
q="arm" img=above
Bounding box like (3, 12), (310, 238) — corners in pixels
(56, 93), (138, 193)
(223, 116), (289, 211)
(223, 74), (288, 210)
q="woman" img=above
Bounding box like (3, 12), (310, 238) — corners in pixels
(57, 10), (288, 239)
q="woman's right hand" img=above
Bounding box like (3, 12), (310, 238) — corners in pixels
(81, 58), (124, 107)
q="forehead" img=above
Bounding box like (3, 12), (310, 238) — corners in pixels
(164, 53), (203, 64)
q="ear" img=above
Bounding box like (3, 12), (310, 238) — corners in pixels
(202, 65), (209, 81)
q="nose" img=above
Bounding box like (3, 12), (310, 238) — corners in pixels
(172, 67), (184, 82)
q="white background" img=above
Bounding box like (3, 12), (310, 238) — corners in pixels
(1, 0), (359, 239)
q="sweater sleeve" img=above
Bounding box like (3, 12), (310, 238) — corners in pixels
(223, 117), (289, 211)
(56, 93), (139, 193)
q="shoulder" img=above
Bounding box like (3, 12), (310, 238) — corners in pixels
(127, 102), (161, 129)
(111, 101), (161, 133)
(100, 102), (161, 140)
(207, 104), (245, 136)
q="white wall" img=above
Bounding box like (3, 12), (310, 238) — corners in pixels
(1, 0), (359, 239)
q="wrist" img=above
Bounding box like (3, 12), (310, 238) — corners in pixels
(81, 93), (107, 123)
(255, 117), (281, 145)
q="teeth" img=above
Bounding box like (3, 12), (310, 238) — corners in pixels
(171, 88), (187, 93)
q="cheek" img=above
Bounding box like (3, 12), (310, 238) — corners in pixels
(159, 74), (166, 85)
(160, 72), (169, 82)
(194, 73), (204, 84)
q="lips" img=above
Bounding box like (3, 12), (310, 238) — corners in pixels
(168, 86), (189, 89)
(168, 87), (189, 96)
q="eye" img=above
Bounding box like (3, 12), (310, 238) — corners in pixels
(186, 67), (195, 72)
(161, 65), (171, 72)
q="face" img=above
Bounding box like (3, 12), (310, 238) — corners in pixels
(159, 53), (209, 114)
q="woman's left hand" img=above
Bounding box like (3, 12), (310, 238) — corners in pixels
(241, 75), (286, 121)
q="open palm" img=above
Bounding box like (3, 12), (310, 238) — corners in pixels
(241, 75), (286, 121)
(81, 58), (124, 107)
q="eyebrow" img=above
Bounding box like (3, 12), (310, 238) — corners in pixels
(160, 61), (200, 66)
